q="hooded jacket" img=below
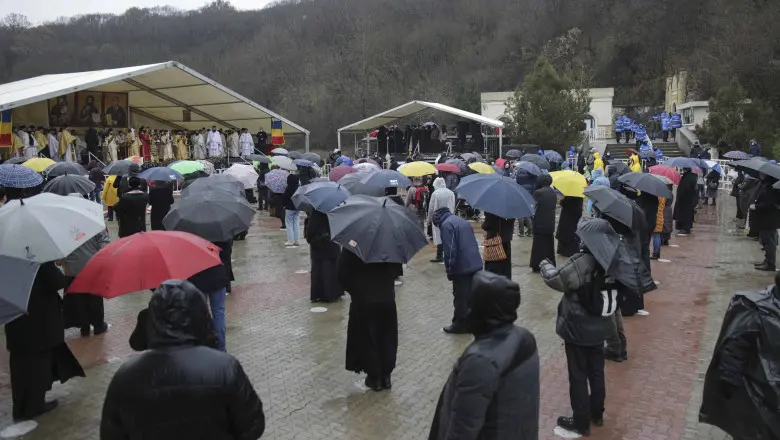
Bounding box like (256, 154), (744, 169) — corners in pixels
(592, 152), (604, 174)
(100, 281), (265, 440)
(114, 163), (148, 197)
(532, 175), (557, 235)
(428, 271), (539, 440)
(514, 168), (537, 195)
(428, 177), (457, 245)
(629, 154), (642, 173)
(587, 169), (610, 213)
(606, 165), (621, 190)
(433, 208), (483, 279)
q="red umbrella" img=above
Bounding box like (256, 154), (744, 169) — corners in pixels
(649, 165), (681, 185)
(67, 231), (222, 299)
(329, 165), (358, 182)
(435, 163), (461, 174)
(495, 158), (510, 169)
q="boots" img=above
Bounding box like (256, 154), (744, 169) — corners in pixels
(650, 252), (660, 260)
(430, 244), (443, 263)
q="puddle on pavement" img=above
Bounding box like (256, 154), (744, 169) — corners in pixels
(669, 244), (680, 248)
(1, 421), (37, 438)
(295, 269), (309, 274)
(658, 259), (671, 263)
(553, 426), (582, 438)
(310, 307), (328, 313)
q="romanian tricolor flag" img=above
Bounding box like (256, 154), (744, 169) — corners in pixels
(0, 110), (12, 149)
(271, 120), (285, 145)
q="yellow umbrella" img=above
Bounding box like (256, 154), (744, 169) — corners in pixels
(22, 157), (56, 173)
(398, 161), (437, 177)
(549, 170), (587, 197)
(468, 162), (495, 174)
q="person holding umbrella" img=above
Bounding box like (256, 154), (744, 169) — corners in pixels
(704, 168), (721, 206)
(306, 209), (344, 303)
(515, 166), (538, 237)
(753, 172), (780, 271)
(62, 227), (111, 337)
(674, 168), (698, 235)
(148, 180), (175, 231)
(530, 174), (557, 272)
(556, 196), (584, 258)
(428, 177), (456, 263)
(114, 177), (149, 238)
(114, 162), (147, 198)
(283, 171), (301, 247)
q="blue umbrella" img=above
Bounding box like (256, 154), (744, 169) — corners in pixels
(0, 164), (44, 188)
(359, 169), (411, 189)
(455, 174), (535, 219)
(514, 161), (544, 177)
(292, 181), (350, 213)
(294, 159), (314, 167)
(663, 157), (708, 170)
(139, 167), (183, 182)
(335, 155), (353, 167)
(543, 150), (563, 163)
(723, 150), (751, 160)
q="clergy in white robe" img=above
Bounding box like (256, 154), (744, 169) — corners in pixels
(227, 131), (240, 157)
(191, 131), (205, 159)
(239, 129), (254, 157)
(18, 129), (37, 159)
(106, 132), (118, 162)
(162, 131), (173, 161)
(206, 127), (223, 157)
(48, 132), (59, 160)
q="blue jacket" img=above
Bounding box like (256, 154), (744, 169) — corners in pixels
(671, 113), (682, 129)
(661, 116), (670, 131)
(639, 142), (651, 157)
(514, 169), (537, 194)
(433, 208), (483, 279)
(749, 142), (762, 157)
(567, 146), (577, 158)
(615, 118), (624, 132)
(635, 126), (647, 141)
(654, 148), (664, 160)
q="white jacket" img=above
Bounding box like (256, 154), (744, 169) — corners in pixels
(428, 177), (456, 245)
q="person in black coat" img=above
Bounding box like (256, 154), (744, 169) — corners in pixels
(100, 280), (265, 440)
(530, 174), (557, 271)
(428, 271), (539, 440)
(256, 162), (270, 210)
(5, 262), (85, 421)
(283, 173), (301, 245)
(148, 181), (174, 231)
(753, 174), (780, 271)
(674, 169), (698, 234)
(633, 190), (658, 272)
(556, 196), (583, 258)
(114, 163), (148, 198)
(188, 240), (233, 351)
(305, 210), (343, 302)
(338, 248), (401, 392)
(482, 212), (515, 279)
(114, 177), (149, 238)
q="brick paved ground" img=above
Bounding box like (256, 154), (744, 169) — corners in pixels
(0, 199), (771, 439)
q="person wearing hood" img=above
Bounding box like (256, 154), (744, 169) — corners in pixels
(305, 210), (343, 303)
(567, 146), (577, 168)
(482, 212), (515, 279)
(62, 229), (111, 337)
(704, 169), (720, 205)
(592, 152), (604, 174)
(5, 261), (86, 421)
(606, 165), (621, 191)
(540, 251), (616, 437)
(530, 174), (557, 272)
(515, 168), (537, 237)
(114, 163), (148, 198)
(674, 168), (698, 235)
(433, 207), (483, 334)
(114, 177), (149, 238)
(752, 173), (780, 271)
(102, 174), (120, 222)
(587, 169), (610, 214)
(338, 248), (401, 392)
(428, 177), (456, 263)
(629, 153), (641, 173)
(148, 180), (174, 231)
(748, 139), (762, 157)
(101, 281), (265, 440)
(428, 271), (539, 440)
(585, 148), (595, 172)
(556, 196), (584, 258)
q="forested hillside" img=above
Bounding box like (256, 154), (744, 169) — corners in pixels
(1, 0), (778, 148)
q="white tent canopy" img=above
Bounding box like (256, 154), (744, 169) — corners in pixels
(337, 100), (504, 155)
(0, 61), (309, 149)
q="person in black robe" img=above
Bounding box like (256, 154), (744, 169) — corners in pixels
(114, 177), (149, 238)
(555, 196), (583, 258)
(530, 175), (557, 271)
(338, 248), (401, 392)
(305, 211), (343, 302)
(5, 262), (85, 420)
(674, 169), (698, 234)
(482, 212), (515, 279)
(633, 191), (659, 272)
(148, 181), (174, 231)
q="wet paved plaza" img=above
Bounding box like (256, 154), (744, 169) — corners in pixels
(0, 201), (770, 439)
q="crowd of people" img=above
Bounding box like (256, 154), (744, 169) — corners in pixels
(2, 132), (780, 440)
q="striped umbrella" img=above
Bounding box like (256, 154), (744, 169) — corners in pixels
(0, 164), (44, 188)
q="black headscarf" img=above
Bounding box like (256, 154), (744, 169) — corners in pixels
(468, 270), (521, 335)
(148, 280), (218, 350)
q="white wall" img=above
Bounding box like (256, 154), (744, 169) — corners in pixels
(481, 88), (615, 128)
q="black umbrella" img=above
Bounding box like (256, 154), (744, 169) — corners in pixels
(617, 172), (673, 198)
(181, 174), (244, 197)
(359, 169), (412, 189)
(583, 185), (633, 229)
(576, 217), (657, 294)
(302, 152), (322, 163)
(247, 154), (272, 164)
(734, 158), (780, 180)
(42, 174), (96, 196)
(46, 162), (87, 177)
(0, 256), (41, 325)
(292, 181), (350, 214)
(339, 172), (386, 196)
(163, 190), (254, 242)
(608, 162), (630, 175)
(505, 149), (523, 159)
(103, 160), (133, 176)
(519, 154), (550, 170)
(664, 157), (708, 170)
(327, 194), (428, 263)
(4, 157), (26, 165)
(288, 151), (304, 160)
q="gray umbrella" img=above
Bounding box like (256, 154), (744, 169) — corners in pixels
(576, 217), (657, 294)
(288, 151), (304, 160)
(519, 154), (550, 170)
(181, 174), (244, 197)
(0, 256), (40, 325)
(292, 181), (350, 214)
(583, 185), (633, 229)
(359, 169), (412, 189)
(339, 172), (389, 196)
(42, 174), (96, 196)
(103, 160), (133, 176)
(608, 162), (630, 175)
(46, 162), (87, 177)
(247, 154), (272, 164)
(734, 158), (780, 180)
(163, 190), (254, 242)
(302, 152), (321, 163)
(4, 157), (27, 165)
(617, 172), (673, 198)
(327, 194), (428, 263)
(505, 149), (523, 159)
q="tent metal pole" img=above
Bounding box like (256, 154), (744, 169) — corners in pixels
(305, 132), (310, 152)
(498, 127), (503, 158)
(337, 131), (342, 153)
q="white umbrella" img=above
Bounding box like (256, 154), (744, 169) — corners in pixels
(0, 193), (105, 263)
(271, 147), (289, 155)
(222, 164), (259, 189)
(272, 156), (297, 171)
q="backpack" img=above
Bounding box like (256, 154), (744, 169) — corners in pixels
(580, 274), (618, 317)
(414, 186), (429, 209)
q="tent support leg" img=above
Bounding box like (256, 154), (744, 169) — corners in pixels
(498, 128), (503, 158)
(305, 133), (310, 152)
